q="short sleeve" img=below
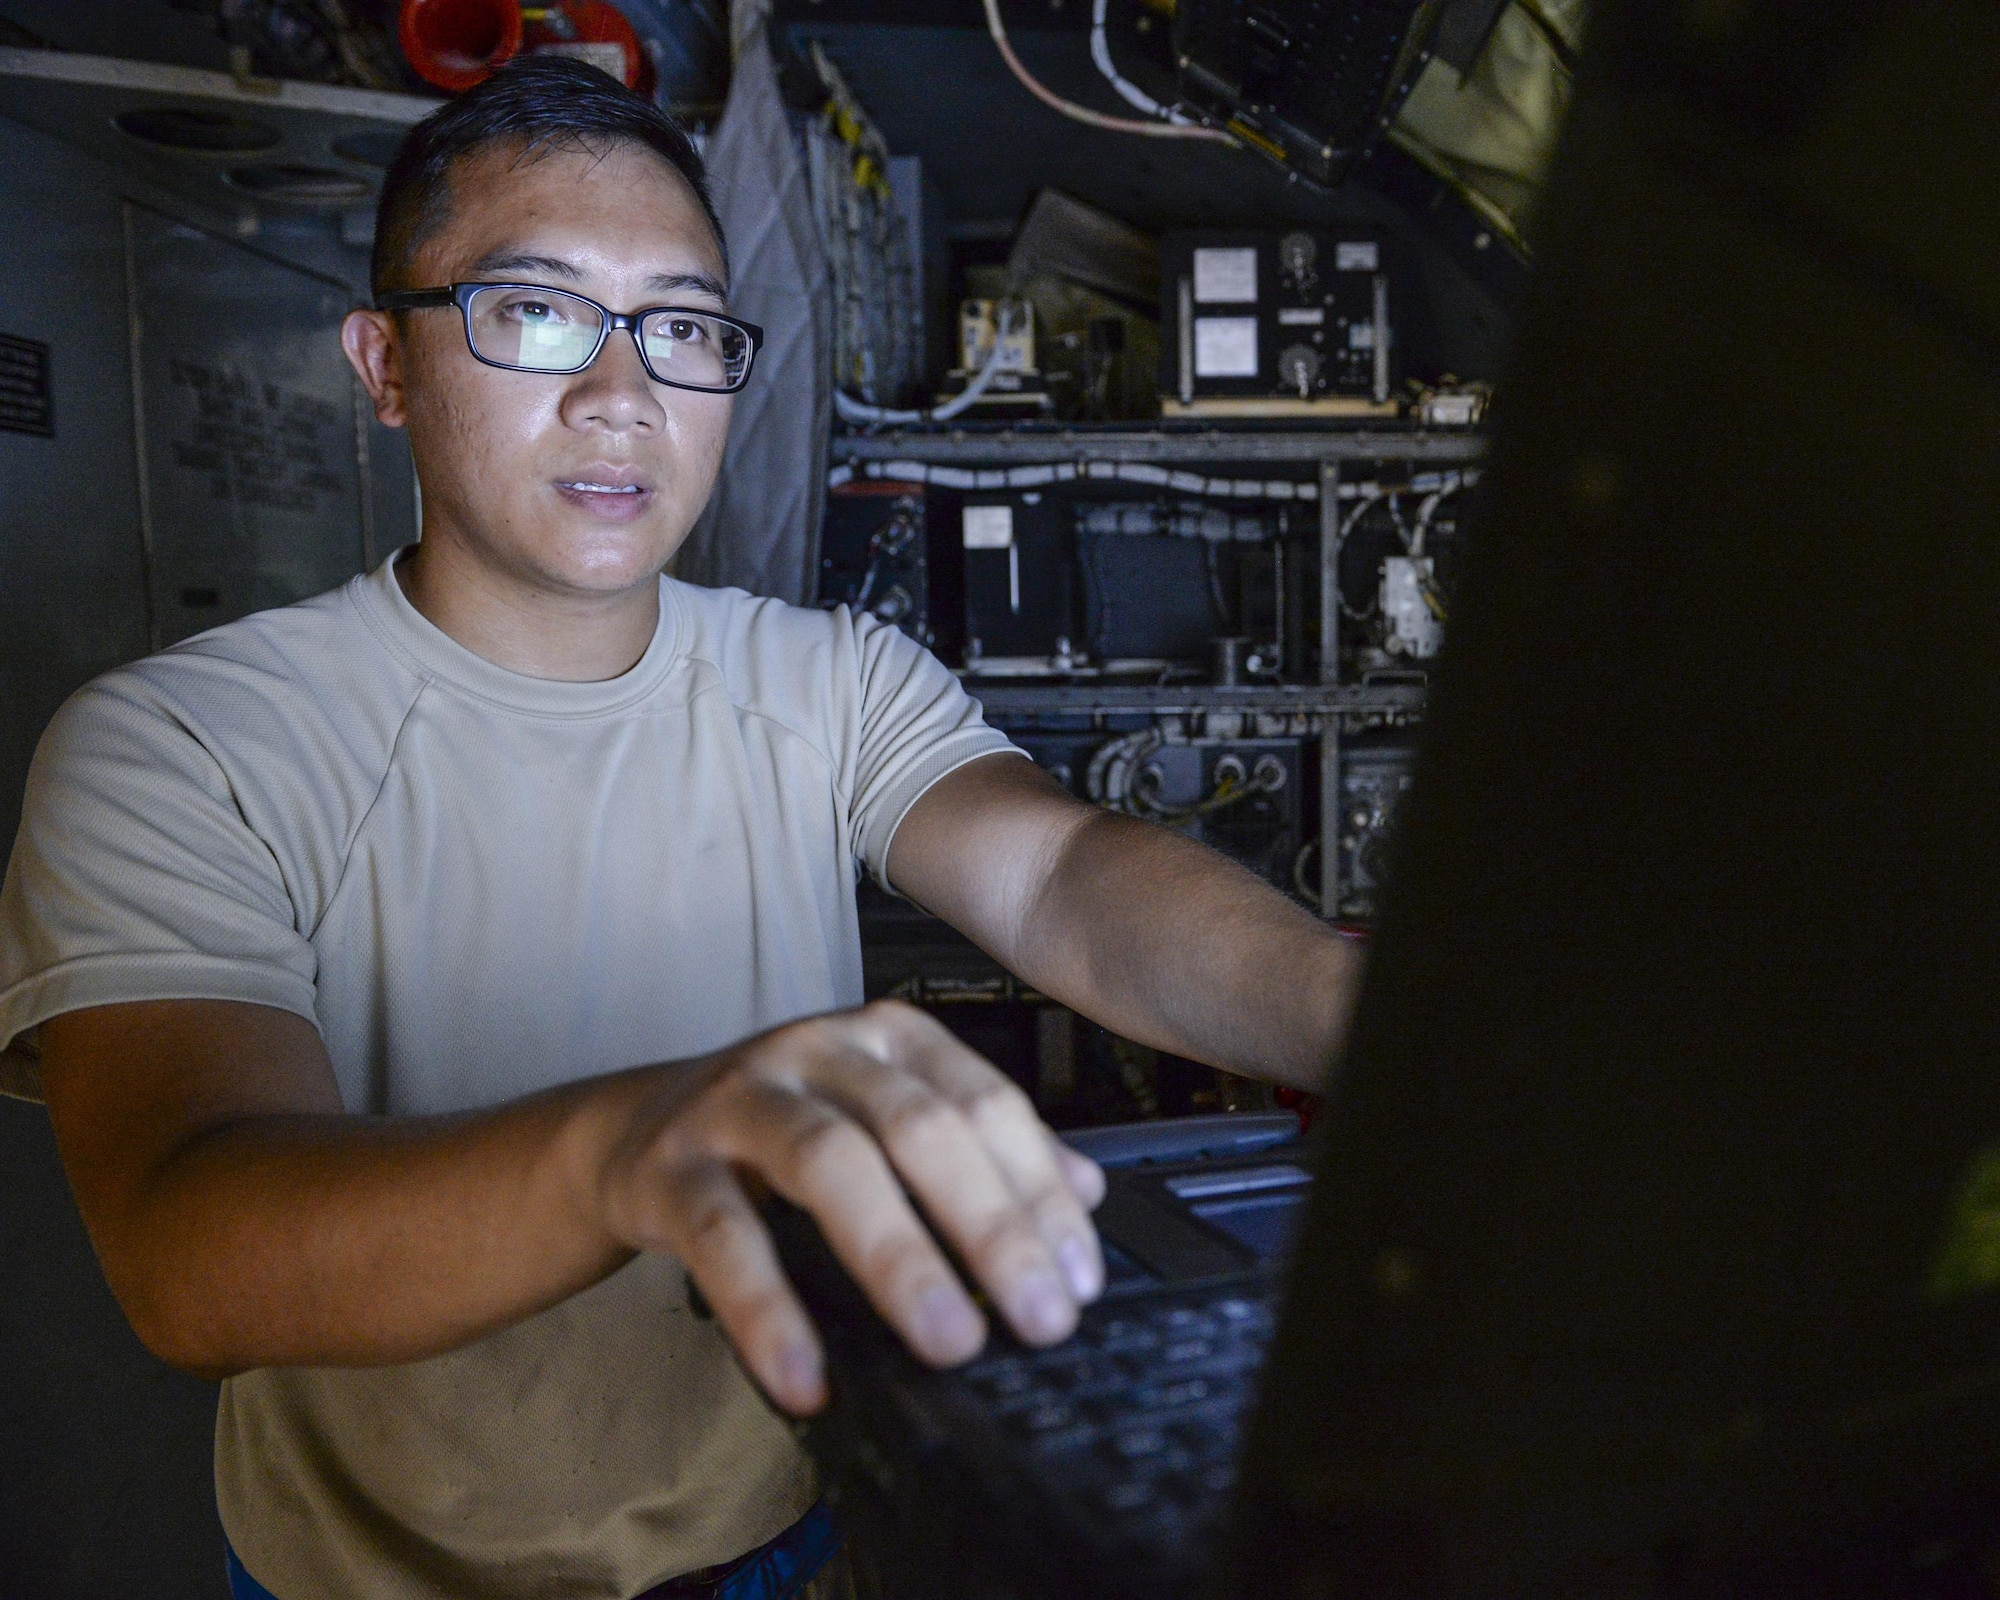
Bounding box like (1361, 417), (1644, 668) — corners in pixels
(844, 615), (1023, 889)
(0, 678), (320, 1059)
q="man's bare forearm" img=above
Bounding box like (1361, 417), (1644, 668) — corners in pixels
(42, 998), (1105, 1411)
(123, 1093), (651, 1376)
(1013, 809), (1359, 1090)
(42, 1004), (659, 1376)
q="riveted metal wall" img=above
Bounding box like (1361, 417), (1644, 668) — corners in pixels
(0, 119), (154, 864)
(0, 118), (416, 862)
(125, 202), (373, 649)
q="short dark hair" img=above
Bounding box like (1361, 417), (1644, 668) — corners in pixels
(370, 55), (726, 304)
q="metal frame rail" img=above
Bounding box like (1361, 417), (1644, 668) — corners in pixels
(836, 426), (1485, 916)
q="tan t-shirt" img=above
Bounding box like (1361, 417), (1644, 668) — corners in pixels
(0, 553), (1017, 1600)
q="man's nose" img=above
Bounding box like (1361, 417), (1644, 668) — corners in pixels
(561, 331), (666, 434)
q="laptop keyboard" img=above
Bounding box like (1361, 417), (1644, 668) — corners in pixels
(955, 1287), (1278, 1549)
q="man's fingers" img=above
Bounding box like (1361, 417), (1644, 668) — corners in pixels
(960, 1082), (1105, 1301)
(649, 1158), (827, 1415)
(617, 1003), (1104, 1394)
(849, 1003), (1105, 1305)
(718, 1080), (988, 1367)
(808, 1043), (1084, 1345)
(1057, 1142), (1107, 1210)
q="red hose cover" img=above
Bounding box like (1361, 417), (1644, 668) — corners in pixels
(398, 0), (524, 92)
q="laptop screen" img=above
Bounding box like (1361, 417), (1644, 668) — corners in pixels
(1234, 0), (2000, 1583)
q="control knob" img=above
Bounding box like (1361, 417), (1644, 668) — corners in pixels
(1277, 343), (1322, 399)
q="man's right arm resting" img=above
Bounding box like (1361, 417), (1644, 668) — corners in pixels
(38, 997), (1106, 1415)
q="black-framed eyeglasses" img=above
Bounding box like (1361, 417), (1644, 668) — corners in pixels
(376, 282), (763, 394)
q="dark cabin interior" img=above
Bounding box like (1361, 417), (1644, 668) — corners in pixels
(0, 1), (1576, 1593)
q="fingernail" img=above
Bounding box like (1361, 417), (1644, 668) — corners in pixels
(915, 1283), (983, 1360)
(1013, 1267), (1073, 1342)
(1057, 1235), (1102, 1300)
(779, 1341), (822, 1404)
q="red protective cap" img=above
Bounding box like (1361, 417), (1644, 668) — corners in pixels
(398, 0), (524, 92)
(1272, 1086), (1320, 1132)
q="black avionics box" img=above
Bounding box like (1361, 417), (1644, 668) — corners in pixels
(1159, 230), (1391, 406)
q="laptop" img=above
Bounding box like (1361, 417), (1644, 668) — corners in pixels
(764, 1112), (1312, 1600)
(769, 0), (2000, 1591)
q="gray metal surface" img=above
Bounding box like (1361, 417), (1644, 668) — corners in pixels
(0, 60), (420, 856)
(0, 119), (154, 862)
(126, 202), (374, 647)
(0, 48), (435, 244)
(831, 427), (1486, 464)
(0, 1095), (224, 1600)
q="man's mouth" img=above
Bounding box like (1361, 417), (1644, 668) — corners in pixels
(553, 473), (654, 523)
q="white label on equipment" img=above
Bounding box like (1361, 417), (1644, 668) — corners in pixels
(1347, 321), (1376, 349)
(1193, 247), (1257, 303)
(1193, 317), (1259, 378)
(962, 504), (1014, 549)
(1335, 241), (1379, 271)
(1277, 307), (1325, 325)
(532, 41), (630, 81)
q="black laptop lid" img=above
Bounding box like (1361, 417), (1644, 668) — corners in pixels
(1238, 0), (2000, 1592)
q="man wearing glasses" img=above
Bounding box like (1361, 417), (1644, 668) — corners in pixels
(0, 58), (1357, 1600)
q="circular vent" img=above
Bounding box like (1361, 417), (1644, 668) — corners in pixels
(115, 107), (282, 154)
(225, 165), (374, 205)
(331, 129), (406, 168)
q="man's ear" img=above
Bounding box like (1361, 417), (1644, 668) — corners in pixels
(342, 309), (407, 428)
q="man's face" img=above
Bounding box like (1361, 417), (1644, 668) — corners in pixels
(375, 139), (733, 598)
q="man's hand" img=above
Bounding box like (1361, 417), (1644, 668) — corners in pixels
(588, 1000), (1105, 1413)
(40, 996), (1101, 1415)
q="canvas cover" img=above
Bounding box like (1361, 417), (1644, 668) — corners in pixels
(674, 0), (834, 604)
(1391, 0), (1588, 251)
